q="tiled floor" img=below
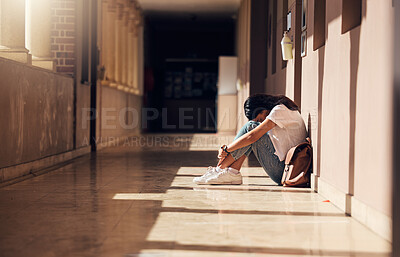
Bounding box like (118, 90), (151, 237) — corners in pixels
(0, 136), (392, 257)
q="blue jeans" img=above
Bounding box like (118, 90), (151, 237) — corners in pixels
(231, 121), (285, 185)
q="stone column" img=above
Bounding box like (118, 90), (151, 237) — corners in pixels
(137, 22), (144, 95)
(0, 0), (30, 63)
(127, 9), (135, 93)
(115, 2), (124, 88)
(107, 0), (117, 85)
(101, 0), (108, 78)
(395, 0), (400, 254)
(132, 25), (138, 93)
(26, 0), (55, 71)
(121, 6), (129, 88)
(132, 9), (143, 95)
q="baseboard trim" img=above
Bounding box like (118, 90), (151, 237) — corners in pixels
(351, 196), (392, 242)
(317, 177), (348, 213)
(0, 133), (140, 187)
(315, 175), (392, 242)
(0, 146), (91, 187)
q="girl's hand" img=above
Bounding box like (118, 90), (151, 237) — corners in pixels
(218, 148), (228, 159)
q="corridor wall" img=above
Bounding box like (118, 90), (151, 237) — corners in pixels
(0, 57), (90, 182)
(96, 0), (143, 146)
(0, 0), (144, 184)
(237, 0), (394, 241)
(301, 0), (393, 241)
(236, 0), (253, 129)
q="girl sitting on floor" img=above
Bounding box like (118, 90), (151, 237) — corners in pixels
(193, 94), (307, 185)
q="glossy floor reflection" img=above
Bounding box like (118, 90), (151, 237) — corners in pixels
(0, 140), (391, 257)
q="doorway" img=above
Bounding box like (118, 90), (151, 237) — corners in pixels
(143, 17), (235, 133)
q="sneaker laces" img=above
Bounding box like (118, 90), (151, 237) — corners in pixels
(199, 166), (217, 178)
(214, 168), (229, 178)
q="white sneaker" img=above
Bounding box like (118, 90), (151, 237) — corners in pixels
(193, 166), (219, 185)
(205, 169), (243, 185)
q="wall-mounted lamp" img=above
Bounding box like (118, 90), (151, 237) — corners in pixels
(281, 31), (293, 60)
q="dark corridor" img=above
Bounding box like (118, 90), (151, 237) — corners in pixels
(143, 17), (236, 133)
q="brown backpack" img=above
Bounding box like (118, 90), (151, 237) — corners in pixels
(281, 138), (312, 187)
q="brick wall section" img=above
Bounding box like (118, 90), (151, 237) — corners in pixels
(51, 0), (76, 75)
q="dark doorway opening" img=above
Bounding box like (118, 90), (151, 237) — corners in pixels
(144, 17), (235, 133)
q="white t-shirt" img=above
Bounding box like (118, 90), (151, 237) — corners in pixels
(266, 104), (307, 161)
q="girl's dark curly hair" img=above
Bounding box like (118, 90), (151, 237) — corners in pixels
(244, 94), (299, 120)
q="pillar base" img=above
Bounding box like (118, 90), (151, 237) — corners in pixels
(117, 84), (125, 91)
(109, 82), (118, 88)
(129, 88), (140, 95)
(0, 47), (31, 64)
(32, 58), (55, 72)
(101, 80), (110, 86)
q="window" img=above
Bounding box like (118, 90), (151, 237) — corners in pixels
(342, 0), (362, 34)
(301, 0), (307, 57)
(302, 0), (307, 31)
(313, 0), (326, 50)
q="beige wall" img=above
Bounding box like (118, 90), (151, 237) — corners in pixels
(299, 0), (320, 182)
(97, 86), (142, 143)
(351, 0), (393, 216)
(262, 0), (394, 217)
(265, 0), (298, 101)
(300, 0), (394, 217)
(265, 0), (290, 97)
(0, 57), (74, 168)
(236, 0), (251, 130)
(237, 0), (394, 238)
(218, 95), (238, 134)
(317, 0), (352, 194)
